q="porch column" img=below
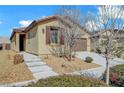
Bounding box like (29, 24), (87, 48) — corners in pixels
(16, 33), (20, 52)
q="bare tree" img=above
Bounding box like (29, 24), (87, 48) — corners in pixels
(55, 6), (85, 61)
(85, 5), (124, 85)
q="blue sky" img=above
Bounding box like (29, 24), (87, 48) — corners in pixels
(0, 5), (98, 37)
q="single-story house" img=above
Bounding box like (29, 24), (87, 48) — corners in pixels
(10, 15), (91, 55)
(91, 29), (124, 52)
(0, 36), (11, 50)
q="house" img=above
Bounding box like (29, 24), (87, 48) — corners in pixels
(91, 29), (124, 53)
(10, 15), (91, 55)
(0, 36), (11, 50)
(92, 29), (124, 48)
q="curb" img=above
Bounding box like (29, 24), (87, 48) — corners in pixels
(0, 79), (37, 87)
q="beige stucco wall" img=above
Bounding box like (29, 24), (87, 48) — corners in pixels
(37, 19), (59, 55)
(86, 38), (91, 51)
(25, 26), (39, 55)
(37, 19), (91, 55)
(11, 33), (20, 52)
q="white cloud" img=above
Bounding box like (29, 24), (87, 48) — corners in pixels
(19, 20), (32, 27)
(42, 15), (46, 18)
(10, 29), (13, 32)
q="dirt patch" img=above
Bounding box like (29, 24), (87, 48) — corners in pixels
(40, 55), (100, 75)
(0, 50), (34, 84)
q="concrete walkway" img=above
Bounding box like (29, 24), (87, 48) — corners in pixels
(0, 52), (58, 87)
(22, 52), (58, 80)
(74, 51), (124, 78)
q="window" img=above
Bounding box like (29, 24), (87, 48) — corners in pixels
(50, 29), (58, 44)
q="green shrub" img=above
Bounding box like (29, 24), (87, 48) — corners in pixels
(28, 75), (106, 87)
(85, 57), (93, 63)
(96, 48), (102, 54)
(110, 65), (124, 86)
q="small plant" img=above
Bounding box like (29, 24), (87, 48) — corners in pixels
(109, 65), (124, 86)
(96, 48), (102, 54)
(85, 56), (93, 63)
(13, 54), (24, 64)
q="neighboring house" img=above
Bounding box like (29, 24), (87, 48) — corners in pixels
(92, 30), (124, 48)
(91, 29), (124, 53)
(10, 15), (91, 55)
(0, 36), (11, 50)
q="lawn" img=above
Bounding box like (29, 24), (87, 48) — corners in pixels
(40, 55), (100, 75)
(0, 50), (34, 84)
(28, 75), (107, 87)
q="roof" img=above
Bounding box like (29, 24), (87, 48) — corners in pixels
(25, 15), (58, 32)
(92, 30), (106, 37)
(10, 15), (91, 39)
(92, 29), (124, 37)
(25, 15), (91, 35)
(0, 36), (10, 44)
(10, 27), (26, 40)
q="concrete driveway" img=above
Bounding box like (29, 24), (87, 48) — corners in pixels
(73, 51), (124, 78)
(76, 51), (124, 67)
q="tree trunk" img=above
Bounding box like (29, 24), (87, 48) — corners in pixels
(105, 57), (110, 85)
(69, 47), (72, 61)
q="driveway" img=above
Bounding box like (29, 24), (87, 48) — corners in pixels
(73, 51), (124, 78)
(76, 51), (124, 67)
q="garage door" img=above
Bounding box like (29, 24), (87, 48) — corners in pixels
(73, 38), (87, 51)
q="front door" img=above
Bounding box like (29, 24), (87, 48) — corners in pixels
(19, 34), (25, 51)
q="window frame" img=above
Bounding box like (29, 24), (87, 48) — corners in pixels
(50, 27), (59, 45)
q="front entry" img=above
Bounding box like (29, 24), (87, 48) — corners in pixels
(19, 34), (25, 51)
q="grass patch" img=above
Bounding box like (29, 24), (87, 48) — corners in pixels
(111, 64), (124, 72)
(28, 75), (107, 87)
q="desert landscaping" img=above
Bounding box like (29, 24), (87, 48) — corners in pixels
(40, 55), (100, 75)
(0, 50), (34, 84)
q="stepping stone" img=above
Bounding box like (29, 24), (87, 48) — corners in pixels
(21, 52), (58, 81)
(24, 58), (42, 62)
(28, 65), (52, 73)
(26, 62), (46, 67)
(25, 60), (42, 63)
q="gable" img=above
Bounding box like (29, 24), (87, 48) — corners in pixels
(25, 15), (91, 37)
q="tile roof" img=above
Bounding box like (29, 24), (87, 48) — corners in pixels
(10, 15), (91, 39)
(10, 27), (26, 40)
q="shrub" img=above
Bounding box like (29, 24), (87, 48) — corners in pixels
(28, 75), (106, 87)
(96, 48), (102, 54)
(110, 65), (124, 86)
(13, 54), (24, 64)
(85, 57), (93, 63)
